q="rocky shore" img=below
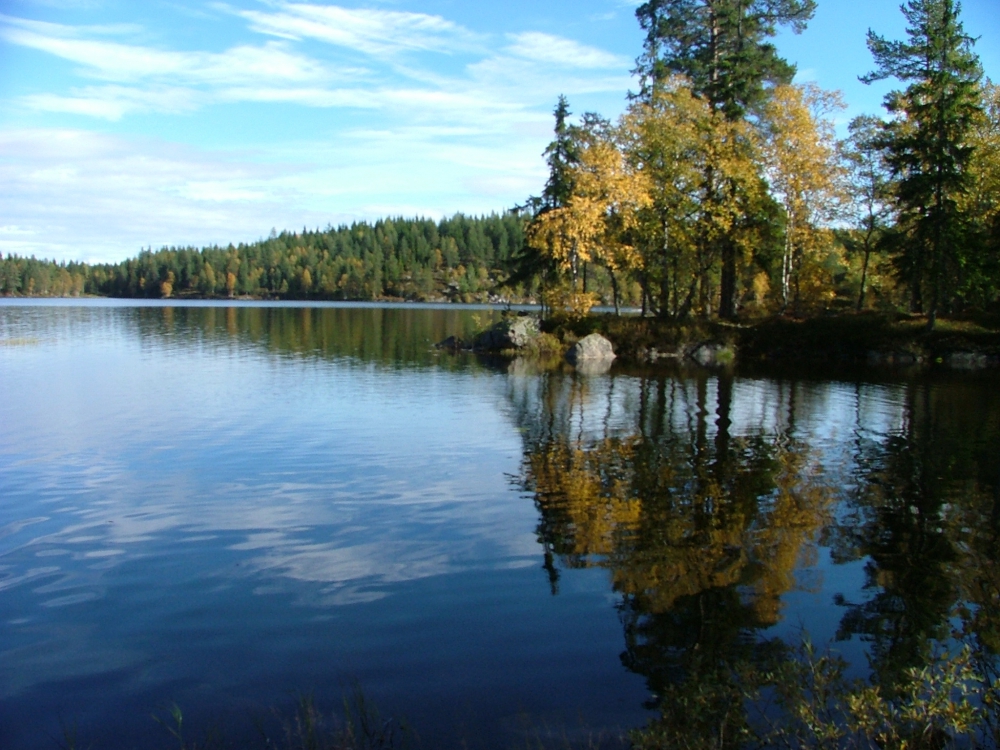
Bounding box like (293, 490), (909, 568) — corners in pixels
(443, 311), (1000, 372)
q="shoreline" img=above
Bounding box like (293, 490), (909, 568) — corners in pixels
(470, 311), (1000, 371)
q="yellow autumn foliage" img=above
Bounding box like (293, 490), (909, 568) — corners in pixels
(761, 83), (847, 311)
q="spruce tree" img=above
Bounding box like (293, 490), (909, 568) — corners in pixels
(511, 96), (581, 297)
(542, 95), (579, 210)
(863, 0), (982, 327)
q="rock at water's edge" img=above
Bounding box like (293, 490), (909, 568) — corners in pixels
(435, 335), (465, 351)
(688, 341), (735, 367)
(473, 315), (540, 351)
(566, 333), (616, 363)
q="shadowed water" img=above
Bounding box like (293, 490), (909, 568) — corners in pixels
(1, 301), (998, 749)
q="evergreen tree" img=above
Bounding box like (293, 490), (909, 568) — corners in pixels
(512, 97), (582, 301)
(634, 0), (816, 119)
(862, 0), (983, 327)
(542, 95), (580, 210)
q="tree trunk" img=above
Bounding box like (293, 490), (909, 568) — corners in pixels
(857, 246), (871, 312)
(659, 219), (672, 319)
(781, 216), (793, 311)
(610, 269), (620, 316)
(719, 239), (736, 319)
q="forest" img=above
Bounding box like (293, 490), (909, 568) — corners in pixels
(0, 213), (525, 303)
(2, 0), (999, 331)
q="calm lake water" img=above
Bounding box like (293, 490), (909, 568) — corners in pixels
(1, 300), (998, 749)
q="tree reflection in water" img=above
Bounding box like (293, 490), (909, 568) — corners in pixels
(507, 364), (1000, 745)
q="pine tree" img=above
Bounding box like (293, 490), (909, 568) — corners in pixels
(863, 0), (983, 327)
(635, 0), (816, 119)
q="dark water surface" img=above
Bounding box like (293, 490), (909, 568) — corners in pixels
(1, 301), (998, 749)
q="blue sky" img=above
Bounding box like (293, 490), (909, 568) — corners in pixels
(1, 0), (997, 264)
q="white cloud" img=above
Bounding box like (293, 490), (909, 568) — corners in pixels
(236, 2), (483, 58)
(2, 10), (629, 124)
(24, 85), (202, 120)
(468, 54), (633, 102)
(215, 85), (378, 108)
(0, 125), (549, 262)
(177, 181), (270, 203)
(505, 31), (627, 69)
(0, 13), (142, 36)
(0, 128), (303, 261)
(1, 25), (334, 87)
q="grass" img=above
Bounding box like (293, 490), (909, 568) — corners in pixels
(50, 635), (1000, 750)
(60, 690), (410, 750)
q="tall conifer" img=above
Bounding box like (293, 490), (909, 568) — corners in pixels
(542, 96), (579, 211)
(863, 0), (982, 327)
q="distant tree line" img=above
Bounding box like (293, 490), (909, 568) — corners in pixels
(0, 214), (535, 302)
(0, 256), (91, 297)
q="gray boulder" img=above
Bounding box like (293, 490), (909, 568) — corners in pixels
(566, 333), (616, 364)
(473, 315), (540, 351)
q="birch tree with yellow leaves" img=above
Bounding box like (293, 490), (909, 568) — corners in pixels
(526, 114), (651, 316)
(621, 80), (711, 318)
(761, 83), (846, 312)
(621, 77), (768, 319)
(571, 120), (652, 314)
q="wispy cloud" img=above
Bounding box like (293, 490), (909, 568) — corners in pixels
(0, 125), (549, 262)
(0, 128), (304, 260)
(0, 14), (141, 36)
(235, 2), (483, 57)
(505, 31), (628, 69)
(0, 5), (635, 259)
(1, 8), (629, 121)
(1, 23), (335, 87)
(23, 86), (202, 120)
(1, 12), (379, 119)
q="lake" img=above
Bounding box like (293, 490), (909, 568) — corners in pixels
(1, 301), (998, 749)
